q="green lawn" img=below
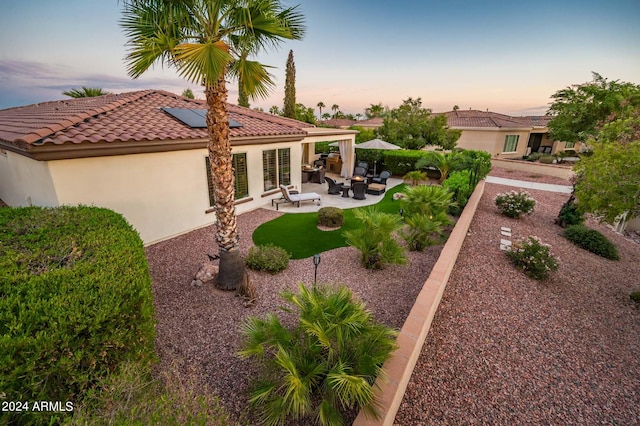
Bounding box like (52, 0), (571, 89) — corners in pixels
(252, 184), (407, 259)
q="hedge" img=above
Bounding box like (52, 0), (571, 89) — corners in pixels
(0, 206), (155, 425)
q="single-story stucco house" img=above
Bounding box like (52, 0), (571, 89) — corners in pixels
(0, 90), (357, 245)
(443, 110), (580, 158)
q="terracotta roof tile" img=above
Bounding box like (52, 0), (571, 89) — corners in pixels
(442, 110), (550, 129)
(0, 90), (307, 148)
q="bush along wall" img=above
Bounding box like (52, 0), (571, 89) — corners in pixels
(0, 206), (156, 425)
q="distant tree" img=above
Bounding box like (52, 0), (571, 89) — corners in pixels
(547, 72), (640, 143)
(182, 88), (195, 99)
(452, 105), (460, 111)
(331, 104), (340, 118)
(355, 113), (362, 121)
(365, 103), (384, 118)
(322, 112), (330, 120)
(269, 105), (281, 115)
(377, 97), (460, 150)
(62, 87), (111, 98)
(283, 50), (296, 118)
(295, 103), (316, 124)
(316, 101), (325, 118)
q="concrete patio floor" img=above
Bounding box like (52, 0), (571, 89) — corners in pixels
(262, 171), (405, 213)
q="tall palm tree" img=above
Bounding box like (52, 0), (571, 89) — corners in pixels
(316, 101), (325, 119)
(331, 103), (339, 118)
(121, 0), (305, 290)
(365, 102), (384, 118)
(62, 87), (111, 98)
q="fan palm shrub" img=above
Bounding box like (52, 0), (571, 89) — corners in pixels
(343, 208), (407, 269)
(399, 184), (454, 217)
(239, 284), (398, 426)
(400, 211), (452, 251)
(403, 170), (427, 186)
(415, 151), (463, 182)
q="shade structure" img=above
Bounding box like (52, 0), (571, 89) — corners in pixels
(355, 138), (401, 150)
(355, 138), (401, 175)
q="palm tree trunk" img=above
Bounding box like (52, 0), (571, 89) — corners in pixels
(205, 74), (245, 290)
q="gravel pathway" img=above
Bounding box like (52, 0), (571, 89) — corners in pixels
(145, 207), (444, 424)
(395, 173), (640, 425)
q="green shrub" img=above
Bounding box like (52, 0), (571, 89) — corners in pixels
(443, 170), (473, 215)
(557, 201), (584, 227)
(507, 236), (559, 280)
(403, 170), (427, 186)
(0, 206), (155, 426)
(494, 190), (536, 218)
(66, 362), (230, 426)
(526, 152), (544, 162)
(563, 225), (620, 260)
(318, 207), (344, 228)
(239, 284), (397, 426)
(245, 244), (290, 273)
(630, 291), (640, 304)
(539, 155), (555, 164)
(383, 150), (428, 175)
(344, 208), (407, 269)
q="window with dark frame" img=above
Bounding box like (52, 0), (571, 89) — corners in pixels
(262, 148), (290, 191)
(205, 152), (249, 206)
(503, 135), (519, 152)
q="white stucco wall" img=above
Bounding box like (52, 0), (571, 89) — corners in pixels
(0, 150), (59, 207)
(48, 149), (214, 245)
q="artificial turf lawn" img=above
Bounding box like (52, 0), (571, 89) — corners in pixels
(252, 184), (407, 259)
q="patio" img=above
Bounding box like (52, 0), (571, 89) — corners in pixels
(265, 171), (405, 213)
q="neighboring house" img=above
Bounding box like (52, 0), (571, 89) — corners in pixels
(0, 90), (356, 245)
(318, 118), (358, 129)
(443, 110), (579, 158)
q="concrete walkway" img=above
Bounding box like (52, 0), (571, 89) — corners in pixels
(485, 176), (573, 194)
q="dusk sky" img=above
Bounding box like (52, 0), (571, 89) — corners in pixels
(1, 0), (639, 116)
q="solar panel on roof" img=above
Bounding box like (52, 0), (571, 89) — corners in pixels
(162, 108), (242, 128)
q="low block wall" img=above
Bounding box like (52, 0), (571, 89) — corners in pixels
(492, 158), (574, 180)
(353, 179), (486, 426)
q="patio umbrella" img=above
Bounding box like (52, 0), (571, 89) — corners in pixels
(355, 138), (401, 175)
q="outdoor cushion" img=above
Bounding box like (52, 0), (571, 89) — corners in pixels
(279, 185), (321, 208)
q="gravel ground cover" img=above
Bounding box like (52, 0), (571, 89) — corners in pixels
(395, 173), (640, 425)
(145, 206), (444, 424)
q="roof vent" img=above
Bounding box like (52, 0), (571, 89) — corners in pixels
(162, 108), (242, 129)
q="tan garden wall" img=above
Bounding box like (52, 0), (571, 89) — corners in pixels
(492, 158), (575, 180)
(353, 179), (486, 426)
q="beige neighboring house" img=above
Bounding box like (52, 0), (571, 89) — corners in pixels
(0, 90), (356, 245)
(443, 110), (580, 158)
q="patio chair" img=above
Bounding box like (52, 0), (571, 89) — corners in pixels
(371, 170), (391, 185)
(352, 182), (367, 200)
(353, 166), (367, 177)
(277, 185), (321, 210)
(357, 161), (369, 173)
(325, 176), (344, 195)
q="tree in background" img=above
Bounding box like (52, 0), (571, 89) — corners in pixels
(331, 104), (340, 118)
(269, 105), (281, 115)
(295, 103), (316, 124)
(547, 72), (640, 144)
(121, 0), (305, 291)
(573, 105), (640, 225)
(62, 87), (111, 98)
(283, 50), (296, 118)
(316, 101), (325, 118)
(181, 88), (195, 99)
(376, 97), (460, 150)
(365, 102), (384, 118)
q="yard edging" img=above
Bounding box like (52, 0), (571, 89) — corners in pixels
(353, 179), (486, 426)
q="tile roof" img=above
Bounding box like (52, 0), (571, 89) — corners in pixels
(0, 90), (307, 148)
(441, 110), (551, 129)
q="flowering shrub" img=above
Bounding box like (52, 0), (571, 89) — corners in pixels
(494, 190), (536, 218)
(507, 236), (559, 280)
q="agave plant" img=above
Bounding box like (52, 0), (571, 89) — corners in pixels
(239, 284), (398, 426)
(343, 207), (406, 269)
